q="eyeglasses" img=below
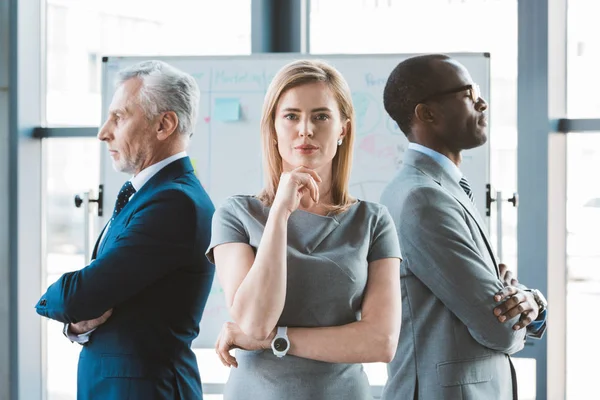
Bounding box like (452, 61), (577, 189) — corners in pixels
(417, 84), (481, 104)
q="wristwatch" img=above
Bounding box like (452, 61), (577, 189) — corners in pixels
(525, 289), (548, 315)
(271, 326), (290, 358)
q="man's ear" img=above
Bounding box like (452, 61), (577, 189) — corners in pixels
(414, 103), (435, 124)
(156, 111), (179, 141)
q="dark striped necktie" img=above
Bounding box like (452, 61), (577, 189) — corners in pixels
(113, 181), (136, 219)
(459, 176), (475, 204)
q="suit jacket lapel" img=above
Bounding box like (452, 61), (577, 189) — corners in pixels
(97, 219), (114, 258)
(442, 176), (490, 242)
(94, 157), (195, 259)
(91, 220), (110, 261)
(441, 176), (499, 274)
(404, 149), (499, 275)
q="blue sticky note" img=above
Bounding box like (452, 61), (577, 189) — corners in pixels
(214, 98), (241, 122)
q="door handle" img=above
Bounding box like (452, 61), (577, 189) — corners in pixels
(486, 184), (519, 261)
(74, 184), (103, 217)
(74, 185), (104, 262)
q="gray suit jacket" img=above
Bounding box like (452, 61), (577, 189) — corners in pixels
(380, 149), (545, 400)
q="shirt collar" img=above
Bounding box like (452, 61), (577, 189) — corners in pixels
(407, 143), (463, 183)
(130, 151), (187, 192)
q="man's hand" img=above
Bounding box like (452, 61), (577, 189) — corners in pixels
(499, 263), (519, 287)
(69, 309), (113, 335)
(215, 322), (274, 368)
(493, 287), (539, 330)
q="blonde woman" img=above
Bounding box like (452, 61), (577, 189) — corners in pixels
(206, 59), (402, 399)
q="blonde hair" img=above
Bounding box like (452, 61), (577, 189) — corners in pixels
(257, 59), (356, 213)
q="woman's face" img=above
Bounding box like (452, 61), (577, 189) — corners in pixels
(274, 82), (347, 173)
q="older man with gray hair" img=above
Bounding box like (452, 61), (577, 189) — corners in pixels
(36, 60), (215, 400)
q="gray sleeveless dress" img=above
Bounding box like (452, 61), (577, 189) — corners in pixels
(207, 195), (401, 400)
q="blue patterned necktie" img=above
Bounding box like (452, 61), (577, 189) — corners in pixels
(459, 176), (475, 204)
(113, 181), (136, 219)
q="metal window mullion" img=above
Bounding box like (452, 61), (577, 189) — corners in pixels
(33, 127), (99, 138)
(9, 0), (44, 399)
(517, 0), (567, 399)
(557, 118), (600, 133)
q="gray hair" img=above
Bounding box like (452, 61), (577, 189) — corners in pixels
(116, 60), (200, 137)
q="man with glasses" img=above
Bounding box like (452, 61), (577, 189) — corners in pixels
(380, 54), (547, 400)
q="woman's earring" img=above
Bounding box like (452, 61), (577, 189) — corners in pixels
(337, 138), (343, 146)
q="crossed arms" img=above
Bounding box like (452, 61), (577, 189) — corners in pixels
(396, 185), (546, 355)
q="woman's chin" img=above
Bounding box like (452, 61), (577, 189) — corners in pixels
(287, 157), (330, 171)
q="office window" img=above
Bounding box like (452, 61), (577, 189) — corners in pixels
(44, 138), (101, 400)
(87, 53), (100, 93)
(47, 4), (69, 92)
(566, 133), (600, 400)
(311, 0), (525, 395)
(567, 0), (600, 117)
(45, 0), (251, 127)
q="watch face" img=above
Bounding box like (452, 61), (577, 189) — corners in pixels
(273, 337), (288, 352)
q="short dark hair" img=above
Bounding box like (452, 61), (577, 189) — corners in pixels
(383, 54), (451, 136)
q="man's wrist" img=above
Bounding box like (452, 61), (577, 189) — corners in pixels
(68, 322), (87, 335)
(525, 288), (547, 316)
(63, 323), (95, 344)
(524, 292), (540, 315)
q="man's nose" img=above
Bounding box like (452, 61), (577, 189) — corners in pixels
(97, 121), (110, 141)
(475, 97), (488, 112)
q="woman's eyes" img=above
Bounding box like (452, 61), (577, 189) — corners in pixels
(283, 113), (331, 121)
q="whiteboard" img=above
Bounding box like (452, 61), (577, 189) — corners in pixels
(100, 53), (491, 347)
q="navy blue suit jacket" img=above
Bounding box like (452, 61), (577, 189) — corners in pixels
(36, 157), (215, 400)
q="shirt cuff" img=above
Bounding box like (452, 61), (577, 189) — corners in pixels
(63, 323), (96, 344)
(527, 309), (547, 334)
